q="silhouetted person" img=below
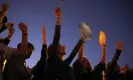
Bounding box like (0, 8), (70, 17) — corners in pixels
(72, 43), (93, 80)
(93, 31), (107, 80)
(47, 7), (84, 80)
(107, 41), (123, 80)
(93, 44), (106, 80)
(31, 26), (48, 80)
(0, 22), (14, 69)
(118, 64), (133, 80)
(0, 22), (14, 80)
(2, 22), (33, 80)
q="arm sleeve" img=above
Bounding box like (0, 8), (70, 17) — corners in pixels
(31, 44), (47, 75)
(94, 62), (106, 73)
(111, 49), (122, 65)
(65, 40), (84, 65)
(107, 49), (122, 75)
(52, 25), (61, 45)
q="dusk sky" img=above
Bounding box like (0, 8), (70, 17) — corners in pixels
(0, 0), (133, 68)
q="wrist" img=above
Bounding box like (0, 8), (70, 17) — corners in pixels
(56, 21), (60, 24)
(116, 49), (122, 53)
(56, 17), (60, 20)
(102, 44), (106, 48)
(56, 20), (61, 25)
(22, 30), (28, 34)
(22, 32), (28, 35)
(80, 39), (85, 43)
(43, 41), (46, 44)
(56, 16), (61, 19)
(56, 18), (60, 22)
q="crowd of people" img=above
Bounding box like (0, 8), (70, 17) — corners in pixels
(0, 2), (133, 80)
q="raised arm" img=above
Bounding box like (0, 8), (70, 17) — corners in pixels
(18, 22), (28, 52)
(41, 26), (47, 59)
(8, 23), (28, 57)
(94, 44), (106, 74)
(100, 45), (106, 64)
(99, 31), (106, 64)
(111, 41), (123, 65)
(31, 26), (47, 78)
(93, 44), (106, 80)
(0, 22), (28, 58)
(78, 43), (84, 61)
(65, 39), (84, 65)
(52, 7), (61, 45)
(107, 41), (123, 75)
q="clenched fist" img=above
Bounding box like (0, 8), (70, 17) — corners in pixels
(6, 22), (15, 34)
(54, 7), (62, 18)
(99, 31), (106, 46)
(18, 22), (28, 34)
(116, 41), (123, 51)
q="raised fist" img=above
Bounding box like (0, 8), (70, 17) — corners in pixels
(116, 41), (123, 51)
(6, 22), (15, 34)
(6, 22), (13, 28)
(18, 22), (28, 34)
(99, 31), (106, 46)
(54, 7), (62, 18)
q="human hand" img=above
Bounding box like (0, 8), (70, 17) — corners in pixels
(18, 22), (28, 34)
(116, 41), (123, 51)
(54, 7), (62, 18)
(6, 22), (15, 36)
(99, 31), (106, 47)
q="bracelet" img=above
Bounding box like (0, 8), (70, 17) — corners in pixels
(23, 33), (28, 35)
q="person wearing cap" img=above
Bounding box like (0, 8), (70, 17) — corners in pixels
(3, 42), (34, 80)
(0, 22), (28, 60)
